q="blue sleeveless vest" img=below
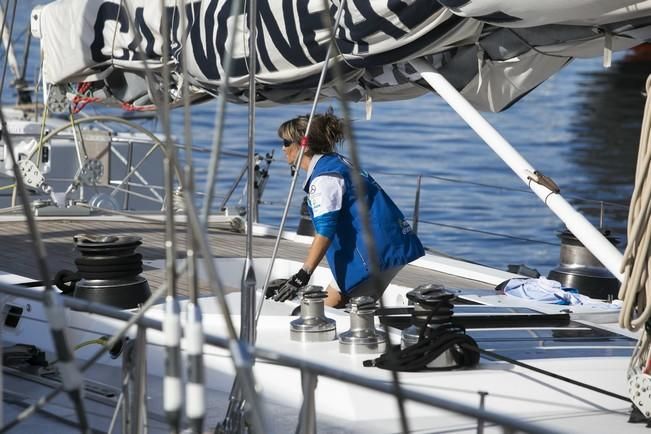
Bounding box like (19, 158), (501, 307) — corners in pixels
(304, 153), (424, 293)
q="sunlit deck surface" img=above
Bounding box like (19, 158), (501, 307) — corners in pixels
(0, 214), (495, 294)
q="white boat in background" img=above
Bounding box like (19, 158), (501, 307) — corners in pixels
(1, 1), (651, 433)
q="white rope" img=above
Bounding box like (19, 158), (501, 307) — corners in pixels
(619, 74), (651, 332)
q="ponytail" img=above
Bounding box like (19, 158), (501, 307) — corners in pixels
(278, 109), (345, 155)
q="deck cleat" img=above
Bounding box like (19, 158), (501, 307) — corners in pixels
(289, 285), (337, 342)
(339, 296), (386, 354)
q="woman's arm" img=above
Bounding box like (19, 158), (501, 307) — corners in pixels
(303, 234), (332, 273)
(303, 174), (343, 272)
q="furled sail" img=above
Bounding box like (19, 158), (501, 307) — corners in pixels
(32, 0), (651, 112)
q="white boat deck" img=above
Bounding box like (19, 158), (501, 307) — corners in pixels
(0, 212), (643, 434)
(0, 213), (499, 295)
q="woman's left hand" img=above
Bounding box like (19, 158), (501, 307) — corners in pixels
(273, 268), (311, 302)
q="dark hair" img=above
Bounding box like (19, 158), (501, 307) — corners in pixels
(277, 109), (344, 155)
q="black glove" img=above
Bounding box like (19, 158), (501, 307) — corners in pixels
(273, 268), (311, 302)
(264, 278), (289, 299)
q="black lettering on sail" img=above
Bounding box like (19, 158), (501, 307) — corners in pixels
(256, 0), (312, 69)
(387, 0), (442, 30)
(354, 0), (405, 39)
(296, 1), (329, 62)
(91, 2), (129, 62)
(342, 0), (406, 54)
(166, 6), (181, 59)
(253, 11), (273, 72)
(128, 8), (157, 60)
(216, 0), (248, 78)
(188, 0), (220, 80)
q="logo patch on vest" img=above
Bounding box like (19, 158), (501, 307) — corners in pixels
(400, 219), (413, 235)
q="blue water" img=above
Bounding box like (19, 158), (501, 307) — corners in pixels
(178, 55), (645, 276)
(6, 1), (647, 277)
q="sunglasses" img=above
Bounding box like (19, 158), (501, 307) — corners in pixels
(282, 138), (294, 147)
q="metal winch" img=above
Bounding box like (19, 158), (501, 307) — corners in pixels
(401, 283), (458, 368)
(339, 296), (386, 354)
(290, 286), (337, 342)
(71, 234), (150, 309)
(547, 228), (620, 300)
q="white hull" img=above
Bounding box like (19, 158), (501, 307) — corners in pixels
(1, 254), (641, 433)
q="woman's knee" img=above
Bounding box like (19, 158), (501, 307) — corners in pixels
(325, 285), (348, 308)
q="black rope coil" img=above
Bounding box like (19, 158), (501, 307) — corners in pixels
(365, 284), (480, 371)
(75, 253), (143, 280)
(54, 235), (145, 294)
(365, 329), (480, 371)
(407, 288), (456, 340)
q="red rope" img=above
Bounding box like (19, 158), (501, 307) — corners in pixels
(71, 95), (100, 114)
(71, 81), (156, 113)
(120, 102), (157, 112)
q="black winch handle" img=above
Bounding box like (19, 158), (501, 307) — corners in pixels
(53, 269), (81, 294)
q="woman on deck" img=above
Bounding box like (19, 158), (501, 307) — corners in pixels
(272, 110), (424, 307)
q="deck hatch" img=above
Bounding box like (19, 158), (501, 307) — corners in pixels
(3, 305), (23, 328)
(379, 304), (635, 360)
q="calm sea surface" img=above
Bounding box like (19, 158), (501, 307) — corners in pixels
(7, 2), (649, 277)
(180, 55), (647, 277)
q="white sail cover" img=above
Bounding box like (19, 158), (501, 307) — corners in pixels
(33, 0), (651, 112)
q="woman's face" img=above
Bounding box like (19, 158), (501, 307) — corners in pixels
(281, 137), (299, 166)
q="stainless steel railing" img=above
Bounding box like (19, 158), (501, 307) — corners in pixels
(0, 279), (558, 434)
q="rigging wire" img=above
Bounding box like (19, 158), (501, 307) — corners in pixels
(324, 4), (412, 432)
(111, 0), (272, 421)
(158, 2), (183, 432)
(0, 5), (91, 430)
(332, 84), (413, 434)
(178, 3), (206, 431)
(3, 393), (104, 434)
(0, 1), (9, 70)
(199, 0), (243, 222)
(217, 0), (268, 429)
(0, 0), (16, 102)
(0, 269), (177, 434)
(0, 92), (91, 434)
(475, 346), (630, 402)
(199, 150), (628, 213)
(254, 0), (348, 327)
(372, 169), (629, 210)
(418, 219), (559, 246)
(10, 2), (262, 429)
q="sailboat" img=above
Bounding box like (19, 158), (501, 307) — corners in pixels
(1, 0), (651, 433)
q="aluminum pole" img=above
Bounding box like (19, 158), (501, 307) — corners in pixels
(410, 59), (624, 281)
